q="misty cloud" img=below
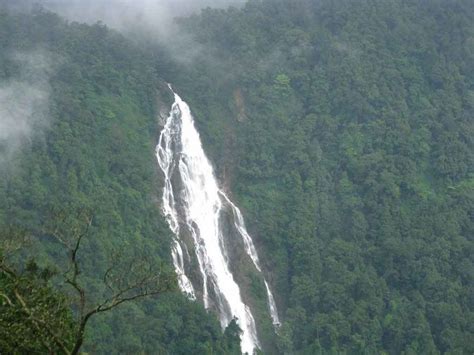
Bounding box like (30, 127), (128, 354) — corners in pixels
(0, 0), (247, 168)
(5, 0), (245, 66)
(0, 51), (53, 166)
(11, 0), (244, 33)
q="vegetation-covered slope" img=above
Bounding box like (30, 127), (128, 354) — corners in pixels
(0, 8), (239, 354)
(169, 0), (474, 353)
(1, 0), (473, 353)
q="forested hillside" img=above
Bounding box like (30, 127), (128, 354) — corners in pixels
(0, 8), (239, 354)
(169, 0), (474, 353)
(1, 0), (473, 354)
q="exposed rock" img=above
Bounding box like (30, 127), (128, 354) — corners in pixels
(233, 88), (247, 122)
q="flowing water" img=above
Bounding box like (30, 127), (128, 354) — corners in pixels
(156, 85), (279, 354)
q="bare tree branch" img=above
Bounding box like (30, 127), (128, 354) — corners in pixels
(12, 288), (71, 355)
(0, 292), (13, 306)
(41, 208), (175, 355)
(1, 253), (71, 355)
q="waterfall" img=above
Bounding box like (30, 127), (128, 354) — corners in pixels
(220, 192), (280, 327)
(156, 85), (279, 354)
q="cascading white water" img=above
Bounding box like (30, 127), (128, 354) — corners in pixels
(156, 104), (196, 299)
(156, 85), (279, 354)
(220, 192), (280, 327)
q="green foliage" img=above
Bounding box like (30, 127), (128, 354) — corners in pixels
(1, 0), (473, 353)
(171, 0), (474, 353)
(0, 7), (234, 354)
(0, 255), (76, 354)
(86, 295), (241, 354)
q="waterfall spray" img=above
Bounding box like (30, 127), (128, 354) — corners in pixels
(156, 85), (279, 353)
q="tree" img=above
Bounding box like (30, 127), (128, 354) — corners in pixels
(222, 318), (243, 355)
(0, 213), (176, 355)
(0, 255), (76, 354)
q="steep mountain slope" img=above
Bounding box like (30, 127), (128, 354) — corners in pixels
(168, 0), (474, 353)
(0, 8), (240, 354)
(1, 0), (473, 354)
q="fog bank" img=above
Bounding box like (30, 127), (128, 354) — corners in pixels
(0, 51), (53, 167)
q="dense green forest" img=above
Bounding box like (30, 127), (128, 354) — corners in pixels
(0, 7), (240, 354)
(1, 0), (473, 354)
(174, 0), (474, 353)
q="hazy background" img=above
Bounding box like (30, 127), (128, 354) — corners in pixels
(0, 51), (53, 167)
(0, 0), (245, 167)
(2, 0), (245, 33)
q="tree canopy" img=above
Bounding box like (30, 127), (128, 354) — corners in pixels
(1, 0), (473, 353)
